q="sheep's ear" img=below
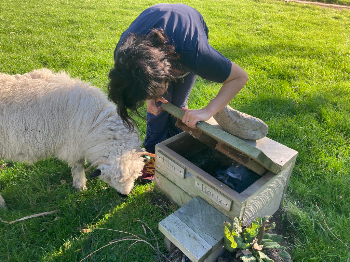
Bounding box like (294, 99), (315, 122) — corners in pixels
(89, 169), (101, 178)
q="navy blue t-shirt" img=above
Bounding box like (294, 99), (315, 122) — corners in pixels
(115, 4), (232, 83)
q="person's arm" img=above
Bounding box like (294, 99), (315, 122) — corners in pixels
(181, 61), (248, 128)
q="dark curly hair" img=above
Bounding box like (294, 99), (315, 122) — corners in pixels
(108, 28), (185, 131)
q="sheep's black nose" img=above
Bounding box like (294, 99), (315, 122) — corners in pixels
(117, 192), (128, 198)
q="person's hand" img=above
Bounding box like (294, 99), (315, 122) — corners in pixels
(181, 107), (212, 129)
(146, 97), (168, 116)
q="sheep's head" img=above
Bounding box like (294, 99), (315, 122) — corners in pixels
(87, 151), (146, 195)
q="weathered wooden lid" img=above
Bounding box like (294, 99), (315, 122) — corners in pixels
(161, 103), (298, 174)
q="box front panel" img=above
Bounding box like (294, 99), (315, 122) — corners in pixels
(155, 142), (245, 220)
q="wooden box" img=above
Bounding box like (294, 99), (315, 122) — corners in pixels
(155, 104), (298, 226)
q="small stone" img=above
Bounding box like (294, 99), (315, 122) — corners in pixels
(213, 105), (268, 140)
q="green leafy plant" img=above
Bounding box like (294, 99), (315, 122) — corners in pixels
(223, 216), (291, 262)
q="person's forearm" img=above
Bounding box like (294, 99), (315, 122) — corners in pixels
(181, 61), (248, 128)
(204, 75), (247, 116)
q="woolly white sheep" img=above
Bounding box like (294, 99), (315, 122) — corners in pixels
(0, 68), (147, 208)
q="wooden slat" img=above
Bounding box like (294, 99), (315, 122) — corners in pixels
(215, 142), (267, 176)
(159, 213), (212, 262)
(158, 196), (230, 262)
(161, 103), (282, 173)
(176, 121), (267, 176)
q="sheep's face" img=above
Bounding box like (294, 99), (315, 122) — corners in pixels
(99, 170), (135, 195)
(88, 153), (144, 195)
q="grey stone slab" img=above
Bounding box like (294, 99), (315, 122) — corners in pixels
(213, 105), (268, 140)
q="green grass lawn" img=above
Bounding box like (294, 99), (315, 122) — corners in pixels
(1, 0), (350, 261)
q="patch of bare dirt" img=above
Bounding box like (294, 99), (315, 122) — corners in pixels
(280, 0), (350, 10)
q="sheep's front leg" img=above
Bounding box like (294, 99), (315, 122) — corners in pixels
(71, 159), (87, 191)
(0, 194), (7, 209)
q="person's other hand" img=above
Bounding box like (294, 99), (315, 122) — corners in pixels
(146, 97), (168, 116)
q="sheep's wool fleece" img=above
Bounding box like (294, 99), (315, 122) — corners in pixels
(0, 69), (143, 172)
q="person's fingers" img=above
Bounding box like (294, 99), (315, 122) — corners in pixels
(181, 108), (198, 128)
(151, 109), (161, 116)
(147, 105), (163, 116)
(156, 106), (163, 115)
(181, 107), (190, 124)
(187, 118), (198, 129)
(158, 97), (168, 103)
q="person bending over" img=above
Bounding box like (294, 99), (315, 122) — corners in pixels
(108, 3), (248, 155)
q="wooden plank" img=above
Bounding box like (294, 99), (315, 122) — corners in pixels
(159, 196), (231, 262)
(161, 103), (284, 173)
(156, 150), (186, 179)
(207, 117), (298, 168)
(173, 197), (230, 243)
(215, 142), (267, 176)
(176, 120), (218, 149)
(249, 137), (298, 170)
(159, 213), (213, 262)
(194, 176), (232, 211)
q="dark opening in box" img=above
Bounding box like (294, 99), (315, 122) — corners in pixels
(166, 134), (261, 193)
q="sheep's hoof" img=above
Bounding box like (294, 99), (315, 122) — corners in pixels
(0, 196), (7, 209)
(117, 192), (128, 198)
(75, 186), (88, 192)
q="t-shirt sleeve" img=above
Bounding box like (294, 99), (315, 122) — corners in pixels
(191, 36), (232, 83)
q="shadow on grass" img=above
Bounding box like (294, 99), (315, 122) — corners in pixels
(42, 188), (175, 262)
(0, 160), (176, 262)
